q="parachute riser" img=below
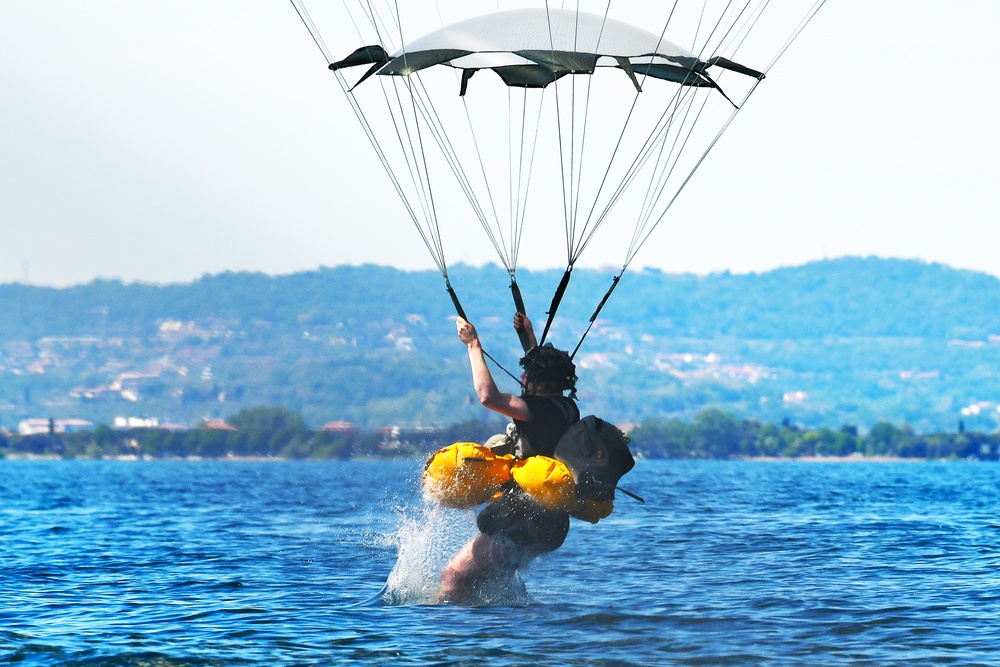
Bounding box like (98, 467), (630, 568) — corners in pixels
(571, 272), (622, 360)
(509, 278), (533, 353)
(538, 266), (573, 348)
(446, 276), (524, 388)
(445, 278), (467, 321)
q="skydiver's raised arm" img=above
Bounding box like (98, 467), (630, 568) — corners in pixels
(456, 317), (530, 421)
(513, 312), (538, 350)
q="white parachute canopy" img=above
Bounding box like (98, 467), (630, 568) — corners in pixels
(379, 8), (707, 81)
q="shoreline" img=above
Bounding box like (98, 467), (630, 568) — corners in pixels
(743, 454), (928, 463)
(1, 453), (971, 463)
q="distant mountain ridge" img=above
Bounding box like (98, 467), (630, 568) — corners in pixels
(1, 257), (998, 432)
(3, 256), (998, 340)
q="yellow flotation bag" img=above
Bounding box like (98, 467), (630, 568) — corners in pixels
(422, 442), (512, 509)
(509, 456), (577, 512)
(424, 442), (616, 523)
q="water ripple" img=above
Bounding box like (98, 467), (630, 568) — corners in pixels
(3, 460), (1000, 665)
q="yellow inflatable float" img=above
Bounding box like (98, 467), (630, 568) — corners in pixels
(422, 442), (512, 509)
(422, 442), (615, 523)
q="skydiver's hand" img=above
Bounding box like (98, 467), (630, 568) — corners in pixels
(456, 317), (481, 348)
(513, 312), (538, 349)
(513, 312), (533, 335)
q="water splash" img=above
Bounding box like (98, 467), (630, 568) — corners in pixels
(381, 500), (534, 606)
(382, 502), (476, 605)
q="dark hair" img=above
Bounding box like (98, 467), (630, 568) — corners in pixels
(519, 343), (578, 399)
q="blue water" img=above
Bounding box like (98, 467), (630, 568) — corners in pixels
(3, 459), (1000, 666)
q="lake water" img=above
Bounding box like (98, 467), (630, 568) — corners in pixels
(3, 458), (1000, 666)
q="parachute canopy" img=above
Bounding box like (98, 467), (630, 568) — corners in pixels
(331, 9), (763, 95)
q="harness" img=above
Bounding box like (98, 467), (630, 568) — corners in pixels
(510, 396), (579, 459)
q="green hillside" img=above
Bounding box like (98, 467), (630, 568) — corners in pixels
(1, 257), (998, 433)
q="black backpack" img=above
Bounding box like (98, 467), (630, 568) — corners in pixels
(553, 415), (635, 502)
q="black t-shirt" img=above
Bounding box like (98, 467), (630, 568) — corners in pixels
(513, 395), (580, 457)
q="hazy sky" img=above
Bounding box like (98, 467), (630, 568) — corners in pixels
(2, 1), (998, 287)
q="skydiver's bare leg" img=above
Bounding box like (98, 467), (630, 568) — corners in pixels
(435, 533), (521, 605)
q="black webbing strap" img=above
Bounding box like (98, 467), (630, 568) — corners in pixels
(538, 266), (573, 347)
(445, 279), (467, 320)
(509, 278), (532, 353)
(571, 272), (622, 359)
(445, 276), (522, 387)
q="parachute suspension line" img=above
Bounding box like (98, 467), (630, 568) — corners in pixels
(624, 101), (737, 269)
(381, 19), (515, 275)
(566, 65), (579, 262)
(334, 75), (434, 264)
(628, 88), (712, 262)
(565, 4), (611, 264)
(552, 2), (695, 352)
(534, 1), (599, 348)
(375, 0), (453, 272)
(502, 77), (534, 351)
(391, 0), (441, 244)
(347, 1), (450, 270)
(626, 3), (767, 249)
(690, 0), (707, 52)
(507, 88), (538, 273)
(397, 77), (449, 270)
(570, 1), (690, 262)
(624, 1), (828, 270)
(392, 0), (405, 55)
(717, 1), (767, 59)
(572, 0), (820, 354)
(568, 75), (593, 262)
(384, 2), (467, 322)
(379, 77), (441, 258)
(507, 86), (528, 272)
(402, 74), (499, 265)
(353, 0), (397, 53)
(512, 89), (547, 273)
(433, 0), (445, 31)
(544, 2), (572, 265)
(456, 89), (512, 273)
(507, 88), (516, 271)
(290, 0), (332, 63)
(596, 0), (765, 269)
(624, 1), (758, 264)
(762, 0), (828, 76)
(570, 79), (649, 261)
(291, 1), (458, 279)
(576, 82), (694, 261)
(692, 0), (735, 59)
(348, 78), (438, 268)
(563, 3), (582, 259)
(377, 2), (406, 53)
(571, 271), (622, 360)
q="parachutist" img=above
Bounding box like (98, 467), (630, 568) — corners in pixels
(436, 313), (579, 605)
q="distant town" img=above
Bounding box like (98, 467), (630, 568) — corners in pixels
(2, 260), (1000, 437)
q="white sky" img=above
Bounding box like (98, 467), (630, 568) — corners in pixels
(1, 1), (998, 287)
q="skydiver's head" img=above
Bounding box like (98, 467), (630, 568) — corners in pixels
(519, 343), (577, 399)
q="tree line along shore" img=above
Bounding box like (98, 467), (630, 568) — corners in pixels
(2, 406), (997, 462)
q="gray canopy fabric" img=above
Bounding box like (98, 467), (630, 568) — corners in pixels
(330, 9), (762, 95)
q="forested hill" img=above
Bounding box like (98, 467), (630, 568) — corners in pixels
(2, 257), (999, 340)
(1, 257), (999, 433)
